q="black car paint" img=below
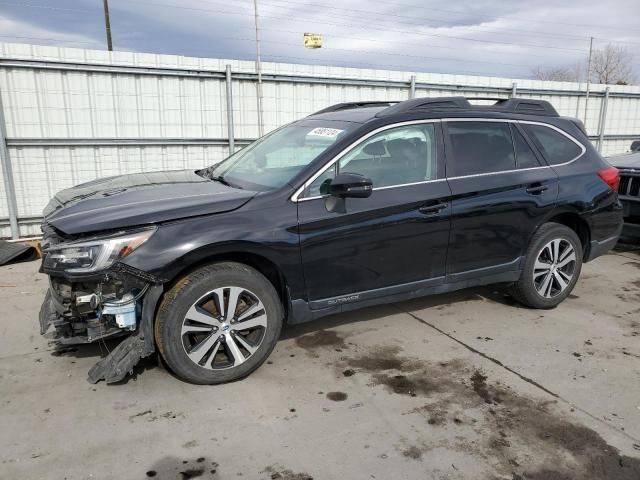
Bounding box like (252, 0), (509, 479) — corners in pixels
(45, 170), (256, 235)
(298, 178), (453, 302)
(297, 121), (450, 302)
(41, 106), (623, 328)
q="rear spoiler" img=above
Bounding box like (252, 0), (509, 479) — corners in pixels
(562, 117), (588, 136)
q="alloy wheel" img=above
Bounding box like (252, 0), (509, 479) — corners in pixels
(180, 286), (268, 370)
(533, 238), (576, 298)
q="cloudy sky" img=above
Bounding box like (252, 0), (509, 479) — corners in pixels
(0, 0), (638, 80)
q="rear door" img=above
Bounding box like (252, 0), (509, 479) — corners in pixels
(443, 119), (559, 281)
(296, 121), (452, 306)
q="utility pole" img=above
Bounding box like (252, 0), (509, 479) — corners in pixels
(103, 0), (113, 51)
(253, 0), (264, 136)
(584, 36), (593, 127)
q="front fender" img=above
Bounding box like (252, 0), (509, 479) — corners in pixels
(121, 204), (306, 300)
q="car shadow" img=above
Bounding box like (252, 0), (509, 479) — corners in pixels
(280, 285), (525, 341)
(615, 237), (640, 253)
(49, 338), (120, 359)
(48, 285), (525, 384)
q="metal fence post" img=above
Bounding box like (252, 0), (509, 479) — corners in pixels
(225, 64), (235, 154)
(0, 89), (19, 239)
(511, 82), (517, 97)
(597, 87), (610, 153)
(409, 75), (416, 99)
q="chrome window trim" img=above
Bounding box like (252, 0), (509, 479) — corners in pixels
(290, 119), (441, 202)
(290, 117), (587, 202)
(297, 178), (447, 202)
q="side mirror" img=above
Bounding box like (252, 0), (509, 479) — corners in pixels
(328, 173), (373, 198)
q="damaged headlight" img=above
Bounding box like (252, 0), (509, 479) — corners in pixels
(43, 228), (156, 273)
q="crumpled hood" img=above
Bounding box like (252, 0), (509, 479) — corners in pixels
(607, 152), (640, 170)
(44, 170), (256, 235)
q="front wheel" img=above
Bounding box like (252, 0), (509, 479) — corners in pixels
(510, 223), (583, 309)
(155, 262), (283, 384)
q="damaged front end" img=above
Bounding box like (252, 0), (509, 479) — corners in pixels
(39, 224), (164, 384)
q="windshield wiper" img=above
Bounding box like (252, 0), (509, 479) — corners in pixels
(209, 174), (242, 189)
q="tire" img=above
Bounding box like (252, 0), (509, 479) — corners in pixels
(510, 222), (583, 309)
(155, 262), (283, 384)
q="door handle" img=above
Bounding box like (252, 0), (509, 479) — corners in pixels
(419, 201), (448, 215)
(526, 183), (548, 195)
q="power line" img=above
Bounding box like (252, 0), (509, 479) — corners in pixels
(246, 36), (534, 69)
(251, 0), (596, 42)
(0, 1), (96, 13)
(2, 0), (639, 48)
(258, 28), (594, 62)
(1, 0), (637, 73)
(118, 0), (591, 54)
(4, 0), (638, 53)
(299, 0), (640, 31)
(0, 34), (101, 46)
(0, 30), (534, 71)
(260, 53), (534, 78)
(2, 0), (635, 33)
(208, 0), (640, 48)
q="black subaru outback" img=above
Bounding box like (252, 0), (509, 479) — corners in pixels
(39, 97), (623, 384)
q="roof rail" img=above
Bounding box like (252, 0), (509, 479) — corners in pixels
(375, 97), (472, 117)
(487, 98), (559, 116)
(375, 96), (559, 117)
(311, 101), (397, 116)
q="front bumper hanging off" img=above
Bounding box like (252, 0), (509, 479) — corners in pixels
(86, 284), (163, 383)
(39, 272), (164, 384)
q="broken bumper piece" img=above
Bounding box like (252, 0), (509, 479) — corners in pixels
(39, 265), (164, 383)
(87, 334), (147, 384)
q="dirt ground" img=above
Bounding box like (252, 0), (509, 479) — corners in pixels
(1, 248), (639, 480)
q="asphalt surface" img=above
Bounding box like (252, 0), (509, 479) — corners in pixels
(1, 249), (639, 480)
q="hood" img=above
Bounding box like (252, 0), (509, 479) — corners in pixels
(607, 152), (640, 170)
(44, 170), (256, 235)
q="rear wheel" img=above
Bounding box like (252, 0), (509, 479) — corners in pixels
(155, 262), (283, 384)
(510, 222), (583, 309)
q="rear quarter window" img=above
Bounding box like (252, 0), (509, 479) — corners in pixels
(523, 124), (583, 165)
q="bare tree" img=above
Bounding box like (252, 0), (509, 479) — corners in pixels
(531, 44), (636, 85)
(531, 65), (578, 82)
(590, 44), (635, 84)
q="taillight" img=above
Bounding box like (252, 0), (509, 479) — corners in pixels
(598, 167), (620, 191)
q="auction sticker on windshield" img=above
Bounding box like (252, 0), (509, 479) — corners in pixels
(307, 127), (343, 137)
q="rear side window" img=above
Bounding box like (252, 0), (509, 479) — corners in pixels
(446, 122), (515, 176)
(512, 125), (541, 169)
(523, 124), (582, 165)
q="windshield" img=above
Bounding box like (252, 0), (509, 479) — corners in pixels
(206, 122), (355, 191)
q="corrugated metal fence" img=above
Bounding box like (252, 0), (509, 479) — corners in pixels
(1, 42), (639, 238)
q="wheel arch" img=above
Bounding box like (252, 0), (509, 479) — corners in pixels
(536, 209), (591, 260)
(160, 244), (293, 322)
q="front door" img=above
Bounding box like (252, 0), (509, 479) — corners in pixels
(443, 120), (559, 280)
(296, 121), (452, 306)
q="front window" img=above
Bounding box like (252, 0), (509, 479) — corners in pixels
(206, 122), (355, 191)
(304, 123), (438, 197)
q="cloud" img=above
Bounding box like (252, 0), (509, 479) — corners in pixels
(0, 0), (637, 80)
(0, 12), (102, 48)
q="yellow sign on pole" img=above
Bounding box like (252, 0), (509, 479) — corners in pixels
(304, 33), (322, 49)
